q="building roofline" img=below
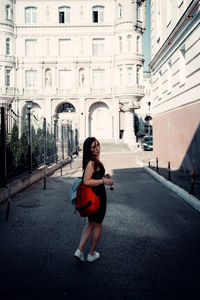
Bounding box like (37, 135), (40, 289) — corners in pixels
(149, 0), (199, 70)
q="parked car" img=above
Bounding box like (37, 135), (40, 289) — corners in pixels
(142, 136), (153, 151)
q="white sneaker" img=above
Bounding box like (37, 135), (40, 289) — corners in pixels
(74, 249), (84, 262)
(87, 251), (100, 262)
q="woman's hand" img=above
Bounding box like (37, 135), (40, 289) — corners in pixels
(104, 173), (111, 179)
(103, 177), (114, 186)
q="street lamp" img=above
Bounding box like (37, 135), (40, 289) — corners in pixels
(53, 114), (58, 163)
(25, 98), (33, 173)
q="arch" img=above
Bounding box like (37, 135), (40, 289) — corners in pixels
(57, 102), (76, 113)
(89, 102), (112, 139)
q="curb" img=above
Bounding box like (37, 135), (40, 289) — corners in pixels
(143, 166), (200, 213)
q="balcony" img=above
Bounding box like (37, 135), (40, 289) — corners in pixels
(114, 85), (144, 98)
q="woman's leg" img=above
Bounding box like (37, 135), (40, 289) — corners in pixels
(89, 222), (102, 255)
(78, 221), (94, 252)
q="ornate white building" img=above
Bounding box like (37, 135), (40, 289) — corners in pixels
(150, 0), (200, 173)
(0, 0), (146, 146)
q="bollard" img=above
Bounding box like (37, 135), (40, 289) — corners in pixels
(6, 185), (12, 220)
(148, 161), (150, 167)
(156, 157), (159, 173)
(44, 166), (46, 190)
(60, 161), (63, 176)
(191, 169), (195, 194)
(168, 162), (171, 181)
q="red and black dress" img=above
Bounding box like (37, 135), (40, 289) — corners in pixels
(88, 164), (107, 224)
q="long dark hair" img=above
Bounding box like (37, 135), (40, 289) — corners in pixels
(82, 137), (105, 172)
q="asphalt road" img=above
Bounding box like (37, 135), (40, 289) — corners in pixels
(0, 152), (200, 300)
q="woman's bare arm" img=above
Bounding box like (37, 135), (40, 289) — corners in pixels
(83, 161), (114, 187)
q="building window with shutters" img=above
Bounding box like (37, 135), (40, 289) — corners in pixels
(25, 70), (37, 87)
(25, 39), (37, 57)
(92, 38), (104, 56)
(25, 7), (37, 24)
(92, 6), (104, 23)
(118, 4), (122, 18)
(179, 46), (186, 86)
(6, 5), (11, 19)
(127, 35), (132, 53)
(5, 68), (11, 86)
(59, 39), (72, 56)
(119, 36), (122, 54)
(58, 6), (71, 23)
(6, 38), (10, 55)
(92, 69), (105, 87)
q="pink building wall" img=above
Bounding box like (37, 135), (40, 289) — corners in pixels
(153, 102), (200, 174)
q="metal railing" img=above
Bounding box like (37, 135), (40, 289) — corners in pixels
(0, 104), (79, 187)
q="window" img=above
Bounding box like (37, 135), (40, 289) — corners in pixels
(127, 35), (132, 53)
(136, 36), (140, 54)
(59, 39), (72, 56)
(158, 70), (162, 99)
(136, 65), (140, 84)
(59, 70), (72, 88)
(166, 0), (172, 26)
(137, 2), (142, 21)
(118, 4), (122, 18)
(5, 68), (11, 86)
(57, 103), (75, 113)
(25, 7), (37, 24)
(179, 46), (186, 86)
(59, 6), (71, 23)
(119, 36), (122, 54)
(25, 40), (37, 56)
(92, 69), (105, 87)
(92, 38), (104, 56)
(178, 0), (183, 7)
(119, 67), (123, 85)
(25, 70), (37, 87)
(6, 38), (10, 55)
(127, 66), (133, 86)
(92, 6), (104, 23)
(167, 61), (172, 93)
(6, 5), (11, 19)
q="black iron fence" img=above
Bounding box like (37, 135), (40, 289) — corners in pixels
(0, 104), (79, 188)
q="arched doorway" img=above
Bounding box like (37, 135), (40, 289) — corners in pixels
(89, 102), (112, 139)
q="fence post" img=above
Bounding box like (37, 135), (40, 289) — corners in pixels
(6, 184), (12, 220)
(156, 157), (159, 173)
(27, 105), (32, 173)
(168, 162), (171, 181)
(0, 107), (7, 187)
(61, 124), (64, 160)
(43, 118), (47, 189)
(191, 169), (195, 194)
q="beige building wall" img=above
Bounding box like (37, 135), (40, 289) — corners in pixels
(150, 0), (200, 173)
(0, 0), (146, 147)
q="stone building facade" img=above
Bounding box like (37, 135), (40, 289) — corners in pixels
(0, 0), (146, 147)
(150, 0), (200, 173)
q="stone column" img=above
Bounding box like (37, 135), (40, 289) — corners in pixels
(122, 100), (139, 150)
(132, 0), (137, 27)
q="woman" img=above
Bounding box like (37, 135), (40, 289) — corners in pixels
(74, 137), (114, 263)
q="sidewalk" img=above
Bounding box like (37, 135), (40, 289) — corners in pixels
(136, 148), (200, 200)
(0, 153), (200, 299)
